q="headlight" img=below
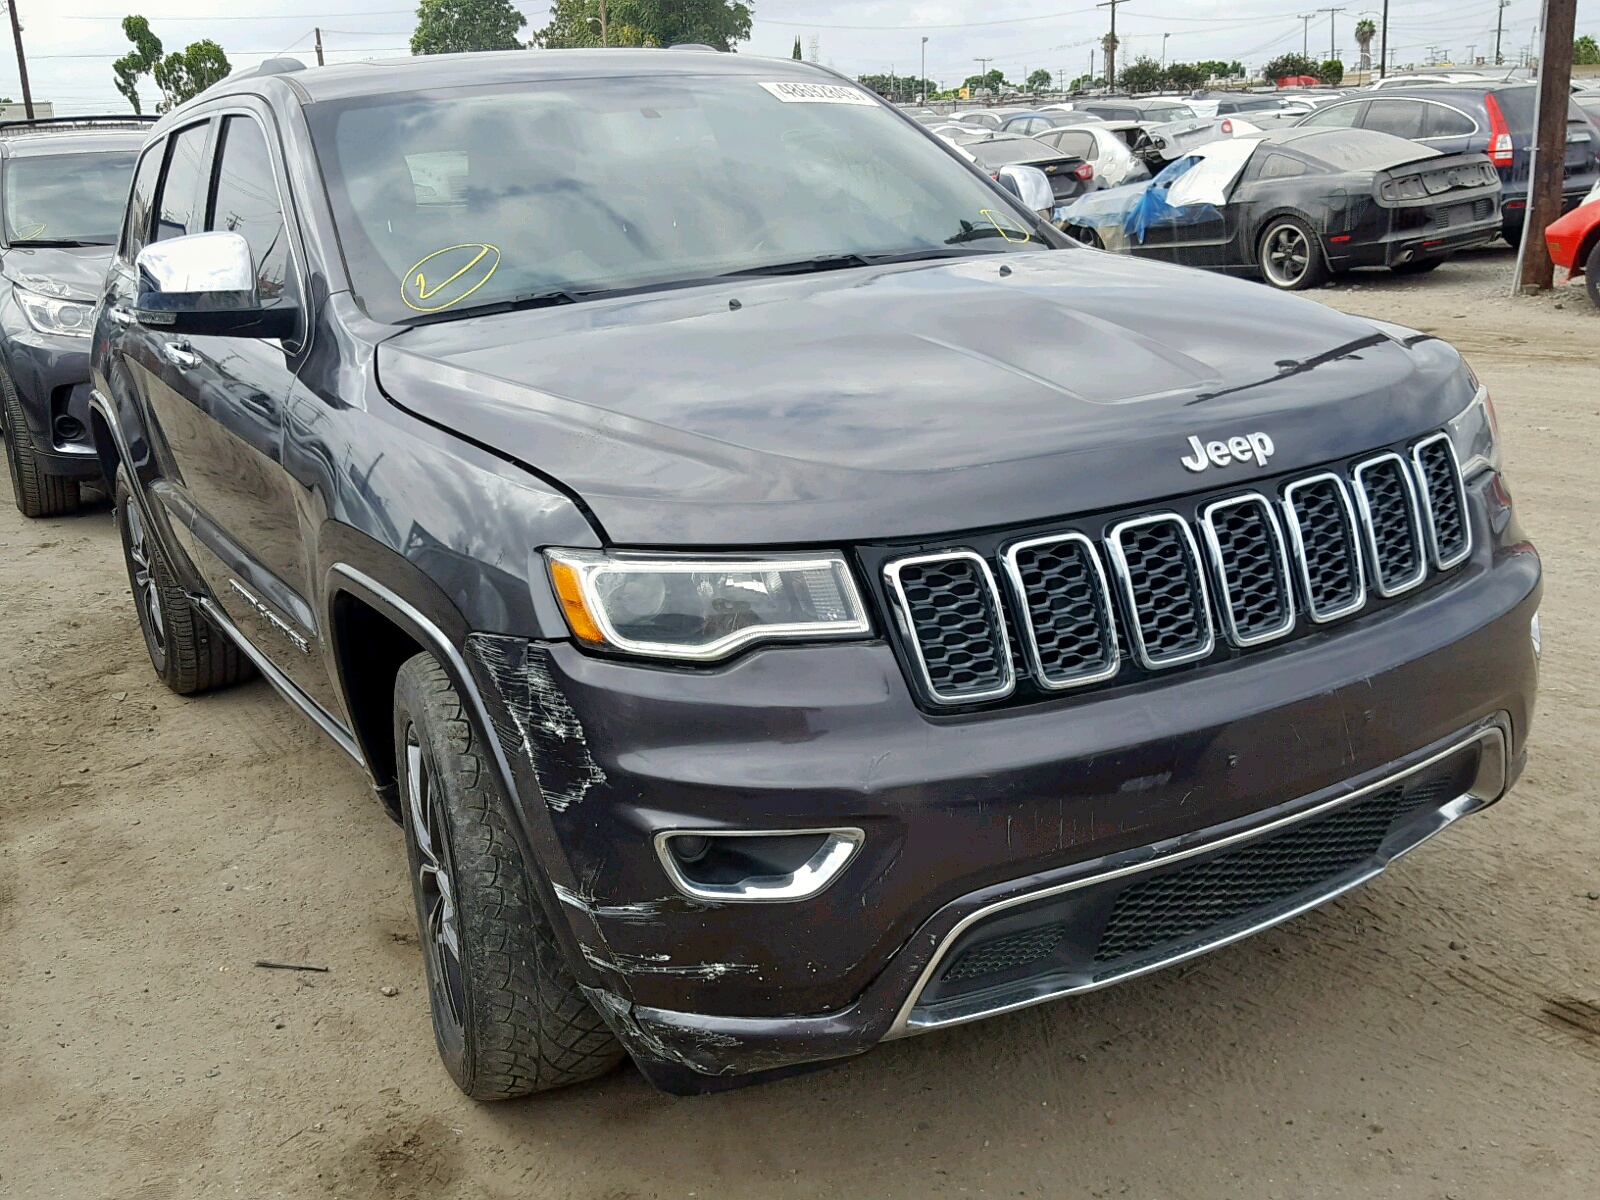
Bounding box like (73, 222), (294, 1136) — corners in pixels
(1446, 387), (1500, 479)
(15, 288), (93, 338)
(544, 550), (871, 662)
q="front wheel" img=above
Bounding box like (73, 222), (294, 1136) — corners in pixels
(2, 369), (79, 518)
(392, 653), (624, 1099)
(114, 469), (252, 694)
(1257, 216), (1329, 291)
(1586, 241), (1600, 310)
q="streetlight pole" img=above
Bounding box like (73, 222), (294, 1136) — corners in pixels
(1162, 32), (1170, 67)
(920, 36), (928, 102)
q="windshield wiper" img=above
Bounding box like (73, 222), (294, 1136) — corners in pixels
(9, 237), (109, 248)
(718, 246), (1014, 279)
(946, 223), (1045, 247)
(404, 287), (585, 324)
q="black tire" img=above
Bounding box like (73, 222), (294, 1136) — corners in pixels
(2, 367), (79, 518)
(1586, 241), (1600, 311)
(114, 469), (253, 694)
(392, 653), (624, 1099)
(1257, 216), (1329, 291)
(1390, 256), (1446, 276)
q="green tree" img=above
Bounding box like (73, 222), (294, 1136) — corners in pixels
(112, 16), (231, 113)
(960, 68), (1008, 95)
(1116, 55), (1164, 93)
(411, 0), (526, 53)
(1025, 67), (1052, 92)
(1262, 52), (1319, 81)
(1575, 35), (1600, 66)
(1319, 58), (1344, 85)
(156, 40), (230, 106)
(792, 35), (802, 59)
(534, 0), (749, 51)
(112, 16), (164, 115)
(1165, 62), (1205, 91)
(858, 73), (933, 100)
(1195, 58), (1246, 79)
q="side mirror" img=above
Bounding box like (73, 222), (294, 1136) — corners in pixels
(995, 164), (1055, 218)
(134, 231), (296, 339)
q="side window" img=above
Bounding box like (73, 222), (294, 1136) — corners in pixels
(207, 115), (296, 304)
(1425, 104), (1477, 137)
(1302, 102), (1361, 129)
(1257, 153), (1308, 180)
(1365, 99), (1427, 140)
(1057, 131), (1096, 159)
(154, 122), (211, 241)
(120, 143), (164, 262)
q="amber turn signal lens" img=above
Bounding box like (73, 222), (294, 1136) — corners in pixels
(548, 559), (606, 644)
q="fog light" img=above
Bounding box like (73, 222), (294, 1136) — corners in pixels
(53, 415), (85, 444)
(1530, 613), (1541, 659)
(655, 829), (862, 902)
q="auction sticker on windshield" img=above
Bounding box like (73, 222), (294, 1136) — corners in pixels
(759, 82), (877, 106)
(401, 243), (501, 313)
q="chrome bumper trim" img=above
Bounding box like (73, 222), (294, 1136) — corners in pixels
(885, 720), (1508, 1039)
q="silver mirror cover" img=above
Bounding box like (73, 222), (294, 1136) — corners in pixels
(996, 164), (1054, 216)
(134, 231), (257, 317)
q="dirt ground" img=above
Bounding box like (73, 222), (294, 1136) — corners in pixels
(2, 245), (1597, 1200)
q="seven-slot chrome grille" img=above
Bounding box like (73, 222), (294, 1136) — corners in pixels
(884, 434), (1473, 707)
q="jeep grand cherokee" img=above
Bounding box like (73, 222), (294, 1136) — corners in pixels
(89, 50), (1540, 1097)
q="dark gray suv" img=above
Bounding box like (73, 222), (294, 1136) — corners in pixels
(89, 50), (1539, 1098)
(1, 117), (150, 516)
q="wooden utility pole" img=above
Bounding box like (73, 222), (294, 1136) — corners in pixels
(1494, 0), (1510, 64)
(1097, 0), (1128, 92)
(314, 27), (325, 66)
(1379, 0), (1389, 77)
(6, 0), (34, 119)
(1518, 0), (1577, 290)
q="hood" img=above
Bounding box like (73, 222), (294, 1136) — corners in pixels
(377, 250), (1472, 547)
(2, 244), (114, 303)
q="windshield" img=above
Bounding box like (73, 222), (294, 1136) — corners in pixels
(970, 137), (1065, 166)
(1142, 104), (1196, 122)
(305, 75), (1050, 323)
(3, 151), (136, 245)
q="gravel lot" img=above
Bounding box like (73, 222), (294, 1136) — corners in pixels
(2, 245), (1597, 1199)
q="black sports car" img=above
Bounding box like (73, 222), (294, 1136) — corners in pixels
(1062, 127), (1502, 289)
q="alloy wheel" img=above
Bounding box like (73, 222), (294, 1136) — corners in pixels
(124, 501), (166, 657)
(405, 731), (467, 1042)
(1263, 223), (1311, 288)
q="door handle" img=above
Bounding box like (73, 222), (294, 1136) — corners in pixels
(161, 339), (198, 369)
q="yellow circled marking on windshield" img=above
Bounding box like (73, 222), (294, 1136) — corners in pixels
(979, 210), (1029, 244)
(14, 222), (46, 240)
(401, 243), (501, 312)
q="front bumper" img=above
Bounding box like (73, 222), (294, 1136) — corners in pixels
(2, 330), (97, 478)
(467, 474), (1539, 1090)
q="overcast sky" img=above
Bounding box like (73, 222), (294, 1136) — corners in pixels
(0, 0), (1579, 114)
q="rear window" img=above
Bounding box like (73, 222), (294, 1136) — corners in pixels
(1291, 129), (1436, 171)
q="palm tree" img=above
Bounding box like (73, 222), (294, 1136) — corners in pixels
(1355, 18), (1377, 71)
(1102, 32), (1120, 89)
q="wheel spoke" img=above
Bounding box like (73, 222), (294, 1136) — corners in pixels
(405, 729), (466, 1031)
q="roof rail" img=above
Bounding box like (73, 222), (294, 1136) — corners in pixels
(0, 115), (158, 135)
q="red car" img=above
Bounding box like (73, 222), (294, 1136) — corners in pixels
(1545, 188), (1600, 308)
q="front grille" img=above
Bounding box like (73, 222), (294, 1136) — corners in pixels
(1353, 454), (1427, 596)
(1002, 534), (1119, 689)
(885, 551), (1014, 704)
(1201, 495), (1295, 646)
(1106, 515), (1214, 669)
(1282, 474), (1366, 622)
(1412, 435), (1471, 568)
(1093, 773), (1456, 966)
(879, 430), (1472, 707)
